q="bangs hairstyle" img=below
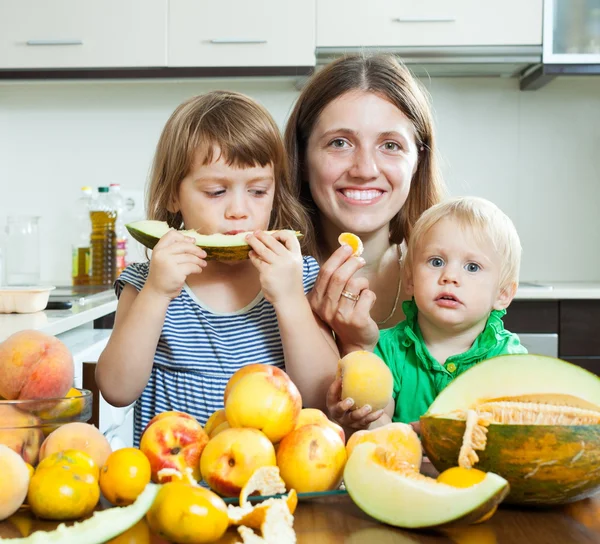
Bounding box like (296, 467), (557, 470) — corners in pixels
(146, 90), (310, 247)
(285, 53), (445, 262)
(405, 196), (522, 290)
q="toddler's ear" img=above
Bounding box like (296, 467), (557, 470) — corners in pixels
(493, 282), (517, 311)
(404, 268), (414, 296)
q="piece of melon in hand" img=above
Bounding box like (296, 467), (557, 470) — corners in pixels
(344, 442), (508, 529)
(126, 220), (302, 261)
(420, 354), (600, 506)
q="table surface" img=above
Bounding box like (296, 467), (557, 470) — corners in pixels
(0, 490), (597, 544)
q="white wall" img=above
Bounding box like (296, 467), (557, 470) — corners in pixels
(0, 74), (599, 284)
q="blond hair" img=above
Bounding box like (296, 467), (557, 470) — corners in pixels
(146, 90), (310, 249)
(405, 196), (522, 290)
(284, 53), (445, 262)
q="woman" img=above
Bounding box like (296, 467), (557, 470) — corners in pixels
(284, 54), (445, 429)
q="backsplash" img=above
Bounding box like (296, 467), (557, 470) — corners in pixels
(0, 74), (598, 284)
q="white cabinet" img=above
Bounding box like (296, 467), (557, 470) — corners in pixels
(317, 0), (543, 48)
(0, 0), (167, 69)
(168, 0), (315, 67)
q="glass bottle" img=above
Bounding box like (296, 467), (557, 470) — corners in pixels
(109, 183), (128, 278)
(90, 187), (117, 286)
(72, 186), (94, 286)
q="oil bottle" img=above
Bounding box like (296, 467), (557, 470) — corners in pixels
(90, 186), (117, 286)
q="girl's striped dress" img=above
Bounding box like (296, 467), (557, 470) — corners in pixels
(115, 257), (319, 446)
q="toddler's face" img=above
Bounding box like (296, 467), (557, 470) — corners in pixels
(407, 218), (512, 332)
(173, 146), (275, 236)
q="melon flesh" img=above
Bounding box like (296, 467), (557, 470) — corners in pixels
(343, 443), (508, 529)
(126, 220), (302, 261)
(426, 354), (600, 415)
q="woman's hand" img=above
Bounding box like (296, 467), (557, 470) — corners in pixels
(246, 230), (304, 305)
(325, 376), (386, 431)
(145, 230), (207, 300)
(309, 245), (379, 354)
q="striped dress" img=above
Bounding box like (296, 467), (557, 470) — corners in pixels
(115, 257), (320, 446)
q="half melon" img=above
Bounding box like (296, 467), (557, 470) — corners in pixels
(126, 220), (302, 261)
(420, 354), (600, 505)
(344, 442), (508, 529)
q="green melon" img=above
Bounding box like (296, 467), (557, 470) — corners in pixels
(420, 354), (600, 505)
(126, 220), (302, 261)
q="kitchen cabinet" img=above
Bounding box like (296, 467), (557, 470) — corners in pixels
(317, 0), (543, 48)
(167, 0), (315, 68)
(504, 300), (600, 376)
(0, 0), (167, 69)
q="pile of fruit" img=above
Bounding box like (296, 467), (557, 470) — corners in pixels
(1, 326), (599, 543)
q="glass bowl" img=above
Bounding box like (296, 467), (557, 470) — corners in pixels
(0, 389), (92, 466)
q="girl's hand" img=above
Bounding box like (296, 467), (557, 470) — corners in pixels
(325, 376), (385, 431)
(308, 245), (379, 354)
(145, 230), (207, 300)
(246, 230), (304, 305)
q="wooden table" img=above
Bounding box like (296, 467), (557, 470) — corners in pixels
(2, 489), (598, 543)
(151, 491), (600, 544)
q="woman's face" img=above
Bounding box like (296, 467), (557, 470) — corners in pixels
(306, 90), (420, 237)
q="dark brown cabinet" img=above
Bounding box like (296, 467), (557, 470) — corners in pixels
(504, 300), (600, 376)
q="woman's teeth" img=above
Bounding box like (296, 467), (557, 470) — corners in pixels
(341, 189), (382, 201)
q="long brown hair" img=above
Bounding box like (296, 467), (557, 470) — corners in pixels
(284, 54), (445, 262)
(147, 90), (310, 250)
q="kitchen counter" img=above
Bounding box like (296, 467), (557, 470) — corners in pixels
(515, 282), (600, 300)
(0, 293), (117, 343)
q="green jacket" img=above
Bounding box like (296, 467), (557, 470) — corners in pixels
(374, 299), (527, 423)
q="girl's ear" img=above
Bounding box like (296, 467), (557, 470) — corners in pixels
(166, 194), (179, 214)
(493, 282), (517, 311)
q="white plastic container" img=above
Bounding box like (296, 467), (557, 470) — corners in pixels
(0, 286), (55, 314)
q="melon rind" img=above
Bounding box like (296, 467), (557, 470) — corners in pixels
(421, 354), (600, 505)
(8, 483), (159, 543)
(343, 443), (509, 529)
(126, 220), (302, 261)
(426, 354), (600, 415)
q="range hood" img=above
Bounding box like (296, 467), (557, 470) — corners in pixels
(315, 45), (543, 78)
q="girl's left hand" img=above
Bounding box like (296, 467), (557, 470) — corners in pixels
(246, 230), (304, 305)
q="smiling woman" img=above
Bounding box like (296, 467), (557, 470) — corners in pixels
(284, 54), (446, 431)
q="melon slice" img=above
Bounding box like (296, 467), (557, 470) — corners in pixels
(344, 443), (508, 529)
(7, 483), (159, 543)
(126, 220), (302, 261)
(420, 354), (600, 505)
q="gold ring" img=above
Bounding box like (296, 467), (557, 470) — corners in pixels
(341, 289), (360, 302)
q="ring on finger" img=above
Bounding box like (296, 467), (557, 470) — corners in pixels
(340, 289), (360, 302)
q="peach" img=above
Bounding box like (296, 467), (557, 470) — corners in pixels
(0, 330), (74, 401)
(140, 411), (208, 484)
(200, 427), (276, 497)
(0, 405), (44, 465)
(0, 444), (31, 520)
(210, 421), (230, 438)
(295, 408), (345, 443)
(338, 351), (393, 411)
(223, 364), (272, 403)
(276, 424), (347, 493)
(345, 422), (422, 469)
(39, 422), (112, 469)
(204, 409), (228, 437)
(225, 366), (302, 443)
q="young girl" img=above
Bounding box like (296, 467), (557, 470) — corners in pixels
(96, 91), (338, 445)
(329, 196), (527, 430)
